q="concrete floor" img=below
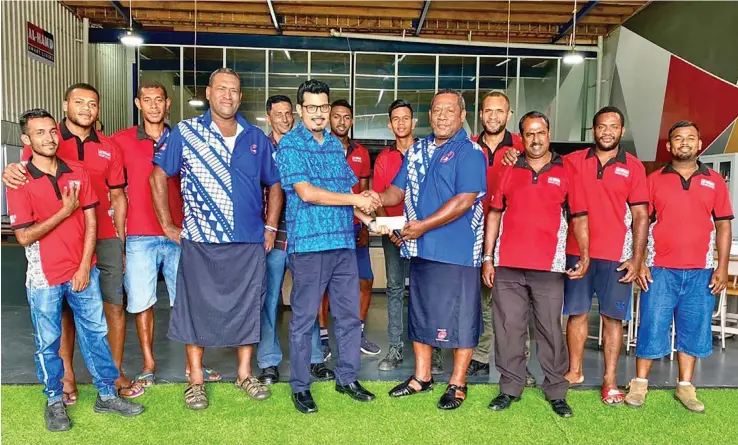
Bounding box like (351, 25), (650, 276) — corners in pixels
(3, 243), (738, 388)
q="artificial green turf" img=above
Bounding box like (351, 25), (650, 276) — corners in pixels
(2, 382), (736, 445)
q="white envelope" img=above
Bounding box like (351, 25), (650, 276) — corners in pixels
(376, 216), (406, 231)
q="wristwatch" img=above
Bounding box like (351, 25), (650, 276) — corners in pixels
(482, 254), (494, 263)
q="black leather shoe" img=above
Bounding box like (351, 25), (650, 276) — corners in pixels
(466, 359), (490, 376)
(310, 363), (335, 381)
(550, 399), (573, 418)
(437, 384), (467, 410)
(335, 381), (375, 402)
(389, 375), (434, 398)
(258, 366), (279, 385)
(488, 393), (521, 411)
(292, 390), (318, 414)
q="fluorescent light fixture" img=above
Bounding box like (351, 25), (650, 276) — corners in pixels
(283, 50), (291, 60)
(256, 117), (267, 122)
(563, 50), (584, 65)
(496, 58), (511, 67)
(120, 30), (144, 47)
(376, 89), (384, 106)
(469, 77), (476, 82)
(188, 97), (205, 107)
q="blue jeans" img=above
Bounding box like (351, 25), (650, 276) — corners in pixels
(26, 266), (119, 403)
(124, 235), (180, 313)
(258, 248), (323, 369)
(382, 236), (408, 346)
(636, 267), (715, 359)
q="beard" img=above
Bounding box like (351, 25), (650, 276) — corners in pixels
(595, 138), (620, 151)
(673, 149), (696, 161)
(483, 121), (505, 135)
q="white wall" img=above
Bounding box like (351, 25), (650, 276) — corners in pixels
(1, 0), (82, 123)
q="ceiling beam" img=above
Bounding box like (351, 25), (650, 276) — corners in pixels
(266, 0), (281, 34)
(415, 0), (431, 36)
(110, 0), (141, 29)
(551, 1), (598, 43)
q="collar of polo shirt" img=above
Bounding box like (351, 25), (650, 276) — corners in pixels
(59, 118), (100, 143)
(585, 145), (627, 164)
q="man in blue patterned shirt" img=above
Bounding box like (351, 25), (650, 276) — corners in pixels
(378, 89), (487, 411)
(276, 79), (386, 414)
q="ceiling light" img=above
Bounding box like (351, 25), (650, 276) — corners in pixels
(188, 98), (205, 107)
(563, 50), (584, 65)
(496, 58), (511, 67)
(120, 29), (143, 47)
(283, 50), (291, 60)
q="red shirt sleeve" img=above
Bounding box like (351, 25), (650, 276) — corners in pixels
(21, 145), (31, 161)
(372, 151), (388, 193)
(79, 169), (100, 210)
(106, 140), (126, 189)
(567, 164), (587, 217)
(490, 166), (511, 212)
(628, 161), (649, 207)
(7, 185), (35, 230)
(713, 174), (734, 221)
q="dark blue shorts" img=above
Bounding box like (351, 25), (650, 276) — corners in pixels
(636, 267), (715, 359)
(354, 223), (374, 280)
(563, 255), (632, 321)
(408, 258), (481, 349)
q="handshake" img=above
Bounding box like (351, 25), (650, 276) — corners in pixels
(354, 190), (382, 214)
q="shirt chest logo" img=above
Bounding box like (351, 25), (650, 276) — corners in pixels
(614, 167), (630, 178)
(440, 151), (455, 163)
(9, 215), (16, 224)
(351, 156), (362, 163)
(97, 149), (111, 160)
(250, 144), (257, 154)
(68, 180), (81, 189)
(701, 179), (715, 189)
(547, 176), (561, 186)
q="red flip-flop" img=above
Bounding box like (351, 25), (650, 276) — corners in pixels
(601, 386), (625, 406)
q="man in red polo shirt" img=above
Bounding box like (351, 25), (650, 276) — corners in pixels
(7, 109), (144, 431)
(467, 91), (533, 384)
(317, 99), (381, 358)
(109, 81), (201, 387)
(625, 121), (731, 413)
(3, 84), (135, 401)
(483, 111), (589, 418)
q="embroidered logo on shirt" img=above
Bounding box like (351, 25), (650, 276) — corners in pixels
(436, 329), (448, 341)
(250, 144), (257, 154)
(440, 152), (455, 163)
(615, 167), (630, 178)
(701, 179), (715, 189)
(352, 156), (362, 163)
(548, 177), (561, 186)
(68, 180), (81, 189)
(98, 150), (111, 160)
(9, 215), (16, 224)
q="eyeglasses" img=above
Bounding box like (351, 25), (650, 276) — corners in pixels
(302, 104), (331, 114)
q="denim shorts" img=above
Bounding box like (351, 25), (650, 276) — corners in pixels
(564, 255), (632, 321)
(636, 267), (715, 359)
(124, 235), (180, 313)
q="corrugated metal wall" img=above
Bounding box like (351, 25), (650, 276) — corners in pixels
(1, 0), (82, 123)
(89, 44), (129, 134)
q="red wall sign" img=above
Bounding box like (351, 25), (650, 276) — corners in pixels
(27, 22), (54, 66)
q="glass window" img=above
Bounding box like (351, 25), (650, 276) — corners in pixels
(557, 59), (597, 142)
(517, 58), (559, 139)
(397, 55), (436, 138)
(269, 49), (308, 109)
(438, 56), (477, 134)
(354, 54), (396, 139)
(311, 51), (351, 105)
(182, 47), (223, 120)
(138, 46), (183, 125)
(227, 48), (267, 132)
(477, 57), (518, 134)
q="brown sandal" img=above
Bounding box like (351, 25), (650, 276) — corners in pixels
(184, 383), (208, 410)
(235, 376), (271, 401)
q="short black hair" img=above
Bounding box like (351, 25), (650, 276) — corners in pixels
(331, 99), (353, 116)
(481, 91), (511, 110)
(266, 95), (292, 113)
(138, 81), (168, 100)
(64, 83), (99, 101)
(388, 99), (413, 118)
(208, 67), (241, 88)
(19, 108), (55, 134)
(297, 79), (330, 105)
(592, 106), (625, 128)
(668, 120), (700, 139)
(518, 111), (550, 134)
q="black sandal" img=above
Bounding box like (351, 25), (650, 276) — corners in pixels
(388, 375), (434, 398)
(437, 383), (467, 410)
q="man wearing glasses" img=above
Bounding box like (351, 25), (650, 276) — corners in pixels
(276, 79), (387, 414)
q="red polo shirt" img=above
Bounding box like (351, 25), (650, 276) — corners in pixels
(7, 158), (99, 287)
(646, 161), (733, 270)
(564, 147), (648, 262)
(491, 152), (587, 273)
(472, 130), (524, 215)
(372, 143), (405, 217)
(22, 120), (126, 240)
(346, 140), (371, 224)
(111, 125), (184, 236)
